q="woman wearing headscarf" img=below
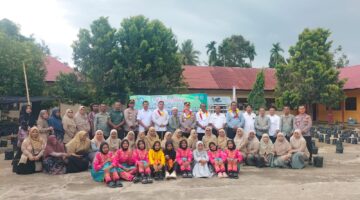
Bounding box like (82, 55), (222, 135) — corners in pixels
(192, 141), (212, 178)
(106, 129), (121, 152)
(124, 131), (136, 150)
(161, 132), (172, 149)
(62, 109), (77, 144)
(19, 104), (36, 128)
(234, 128), (248, 159)
(37, 110), (53, 143)
(91, 142), (122, 188)
(202, 126), (217, 151)
(74, 106), (91, 133)
(112, 139), (136, 182)
(245, 130), (260, 166)
(65, 131), (91, 173)
(225, 140), (243, 179)
(187, 129), (198, 150)
(16, 127), (45, 174)
(273, 132), (292, 168)
(48, 107), (64, 142)
(43, 135), (68, 175)
(208, 142), (227, 178)
(164, 141), (177, 179)
(289, 129), (309, 169)
(89, 130), (105, 162)
(148, 141), (166, 180)
(258, 134), (274, 167)
(171, 129), (185, 150)
(136, 132), (150, 150)
(146, 127), (161, 150)
(217, 129), (229, 150)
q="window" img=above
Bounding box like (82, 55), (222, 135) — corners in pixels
(345, 97), (357, 111)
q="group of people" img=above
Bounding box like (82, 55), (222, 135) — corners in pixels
(12, 100), (313, 187)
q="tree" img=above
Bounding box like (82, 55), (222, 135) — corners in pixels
(217, 35), (256, 67)
(269, 42), (286, 68)
(333, 45), (349, 68)
(179, 39), (200, 65)
(0, 19), (46, 96)
(48, 73), (95, 105)
(206, 41), (217, 66)
(248, 70), (266, 110)
(275, 28), (346, 111)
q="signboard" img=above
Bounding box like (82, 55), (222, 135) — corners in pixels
(129, 93), (207, 115)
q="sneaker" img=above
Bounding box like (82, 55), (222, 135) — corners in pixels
(141, 174), (147, 184)
(133, 176), (141, 184)
(147, 174), (153, 183)
(218, 172), (223, 178)
(187, 171), (193, 178)
(182, 171), (187, 178)
(107, 181), (117, 188)
(171, 171), (177, 179)
(222, 172), (228, 178)
(115, 180), (123, 187)
(165, 171), (170, 179)
(233, 172), (239, 179)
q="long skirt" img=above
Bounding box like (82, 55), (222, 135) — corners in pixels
(192, 162), (212, 178)
(43, 156), (66, 175)
(259, 153), (274, 167)
(246, 153), (259, 166)
(66, 155), (89, 173)
(291, 152), (307, 169)
(273, 155), (290, 168)
(91, 162), (117, 182)
(16, 159), (35, 175)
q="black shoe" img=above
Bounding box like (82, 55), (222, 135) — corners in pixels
(233, 172), (239, 179)
(133, 176), (141, 184)
(308, 158), (313, 166)
(182, 171), (187, 178)
(159, 172), (164, 180)
(141, 173), (147, 184)
(229, 172), (234, 178)
(187, 171), (193, 178)
(115, 180), (123, 187)
(107, 181), (117, 188)
(147, 174), (153, 183)
(154, 172), (159, 180)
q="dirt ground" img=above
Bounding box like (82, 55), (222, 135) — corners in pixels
(0, 141), (359, 200)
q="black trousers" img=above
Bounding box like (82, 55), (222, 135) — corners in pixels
(117, 128), (126, 140)
(197, 133), (205, 141)
(304, 136), (313, 160)
(212, 129), (219, 137)
(156, 131), (166, 140)
(269, 136), (277, 144)
(226, 128), (236, 140)
(285, 135), (291, 142)
(256, 134), (262, 141)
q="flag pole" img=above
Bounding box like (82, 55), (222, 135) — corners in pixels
(23, 62), (30, 105)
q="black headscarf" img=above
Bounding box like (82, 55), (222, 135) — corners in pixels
(152, 141), (161, 152)
(99, 142), (109, 154)
(164, 141), (176, 160)
(227, 140), (236, 150)
(179, 139), (188, 150)
(137, 140), (146, 150)
(121, 139), (129, 151)
(209, 142), (217, 152)
(19, 104), (35, 128)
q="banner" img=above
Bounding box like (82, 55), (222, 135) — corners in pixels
(129, 93), (208, 115)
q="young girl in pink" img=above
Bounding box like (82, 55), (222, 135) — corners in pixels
(224, 140), (243, 179)
(133, 140), (153, 184)
(176, 139), (193, 178)
(91, 142), (121, 188)
(208, 142), (227, 178)
(112, 139), (136, 182)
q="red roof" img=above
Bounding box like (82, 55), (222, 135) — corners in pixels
(184, 65), (360, 90)
(339, 65), (360, 90)
(183, 66), (276, 90)
(44, 56), (74, 82)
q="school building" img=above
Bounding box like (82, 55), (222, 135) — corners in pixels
(182, 65), (360, 124)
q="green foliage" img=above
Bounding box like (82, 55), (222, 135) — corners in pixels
(72, 15), (185, 103)
(48, 73), (95, 105)
(248, 70), (266, 110)
(179, 39), (200, 65)
(217, 35), (256, 67)
(0, 19), (46, 97)
(275, 28), (346, 109)
(333, 45), (349, 68)
(269, 42), (286, 68)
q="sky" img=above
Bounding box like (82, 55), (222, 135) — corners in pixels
(1, 0), (359, 68)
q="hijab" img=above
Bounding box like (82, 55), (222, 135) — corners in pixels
(194, 141), (207, 157)
(37, 110), (49, 128)
(106, 129), (121, 152)
(179, 139), (188, 150)
(161, 132), (172, 149)
(187, 129), (198, 150)
(290, 129), (307, 152)
(125, 131), (136, 149)
(19, 104), (35, 127)
(259, 134), (274, 155)
(74, 106), (90, 131)
(247, 130), (260, 152)
(92, 130), (105, 149)
(48, 107), (64, 140)
(164, 141), (176, 160)
(44, 135), (65, 158)
(202, 129), (217, 150)
(121, 139), (130, 151)
(65, 131), (91, 154)
(62, 109), (76, 128)
(136, 132), (150, 150)
(26, 127), (44, 152)
(152, 141), (161, 152)
(217, 129), (228, 150)
(274, 132), (291, 156)
(146, 127), (160, 149)
(209, 142), (218, 152)
(171, 129), (185, 149)
(234, 128), (247, 151)
(227, 139), (236, 151)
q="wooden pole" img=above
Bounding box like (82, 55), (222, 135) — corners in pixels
(23, 62), (30, 105)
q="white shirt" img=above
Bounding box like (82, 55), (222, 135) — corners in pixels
(267, 114), (280, 137)
(137, 108), (153, 132)
(152, 108), (169, 132)
(243, 112), (256, 135)
(209, 113), (226, 130)
(196, 110), (210, 133)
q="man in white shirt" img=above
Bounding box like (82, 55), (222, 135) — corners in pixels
(152, 100), (169, 139)
(209, 105), (226, 136)
(242, 104), (256, 136)
(196, 103), (210, 140)
(137, 100), (153, 133)
(267, 106), (280, 143)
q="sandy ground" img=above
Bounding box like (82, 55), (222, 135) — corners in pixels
(0, 141), (359, 200)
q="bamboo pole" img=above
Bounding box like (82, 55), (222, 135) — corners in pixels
(23, 62), (30, 105)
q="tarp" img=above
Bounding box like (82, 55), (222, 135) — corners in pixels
(0, 96), (56, 104)
(130, 93), (207, 114)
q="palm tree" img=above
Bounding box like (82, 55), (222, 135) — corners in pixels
(206, 41), (217, 66)
(179, 39), (200, 65)
(269, 42), (285, 68)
